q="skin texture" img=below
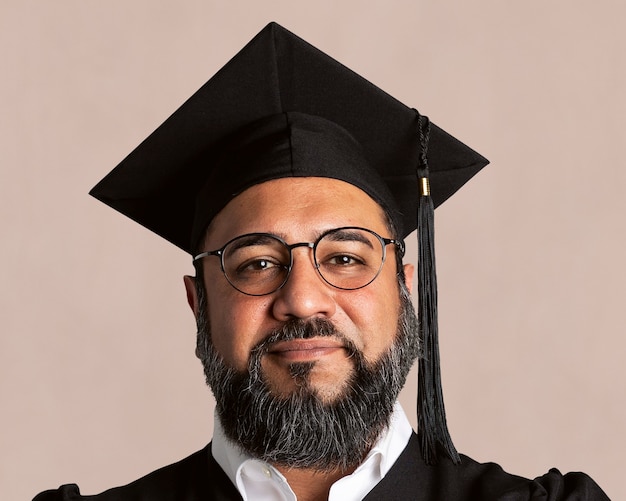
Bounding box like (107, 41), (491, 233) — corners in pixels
(185, 177), (413, 401)
(184, 177), (414, 500)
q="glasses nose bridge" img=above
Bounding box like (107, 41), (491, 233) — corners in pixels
(285, 241), (317, 266)
(279, 240), (326, 293)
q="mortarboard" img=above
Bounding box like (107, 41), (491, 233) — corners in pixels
(90, 22), (489, 464)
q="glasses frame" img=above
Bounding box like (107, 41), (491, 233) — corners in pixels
(193, 226), (405, 296)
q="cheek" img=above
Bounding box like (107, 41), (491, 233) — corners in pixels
(205, 286), (274, 370)
(340, 283), (401, 361)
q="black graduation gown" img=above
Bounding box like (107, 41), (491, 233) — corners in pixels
(33, 433), (609, 500)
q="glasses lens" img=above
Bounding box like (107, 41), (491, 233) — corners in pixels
(222, 234), (290, 295)
(315, 228), (385, 290)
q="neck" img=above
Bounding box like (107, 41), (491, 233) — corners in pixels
(273, 464), (356, 501)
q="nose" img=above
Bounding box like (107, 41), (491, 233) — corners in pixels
(271, 248), (337, 321)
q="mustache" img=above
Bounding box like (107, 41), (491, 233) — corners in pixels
(250, 318), (359, 360)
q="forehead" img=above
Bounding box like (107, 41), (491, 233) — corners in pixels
(203, 177), (390, 246)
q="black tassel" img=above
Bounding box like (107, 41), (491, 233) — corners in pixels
(415, 112), (460, 465)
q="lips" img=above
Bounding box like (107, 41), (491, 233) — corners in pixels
(267, 338), (347, 362)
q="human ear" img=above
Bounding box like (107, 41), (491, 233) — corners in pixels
(402, 263), (415, 294)
(183, 275), (200, 318)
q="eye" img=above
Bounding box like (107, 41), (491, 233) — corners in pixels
(323, 253), (366, 267)
(236, 257), (284, 274)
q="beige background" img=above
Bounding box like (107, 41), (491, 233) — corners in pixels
(2, 1), (624, 499)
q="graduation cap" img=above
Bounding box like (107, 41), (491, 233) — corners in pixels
(91, 22), (489, 465)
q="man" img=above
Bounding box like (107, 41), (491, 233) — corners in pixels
(35, 23), (608, 500)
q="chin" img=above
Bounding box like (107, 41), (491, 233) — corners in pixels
(263, 359), (355, 403)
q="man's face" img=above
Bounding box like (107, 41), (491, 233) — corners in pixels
(186, 177), (414, 403)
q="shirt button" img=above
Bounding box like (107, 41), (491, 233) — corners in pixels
(262, 465), (272, 478)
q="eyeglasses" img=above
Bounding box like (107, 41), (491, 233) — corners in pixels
(193, 226), (405, 296)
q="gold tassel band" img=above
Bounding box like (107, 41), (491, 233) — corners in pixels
(420, 177), (430, 196)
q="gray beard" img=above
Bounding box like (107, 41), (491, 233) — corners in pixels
(195, 282), (419, 472)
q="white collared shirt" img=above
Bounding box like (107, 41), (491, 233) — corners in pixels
(212, 402), (413, 501)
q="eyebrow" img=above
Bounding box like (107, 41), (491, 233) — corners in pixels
(227, 234), (281, 252)
(322, 228), (375, 248)
(225, 227), (377, 250)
